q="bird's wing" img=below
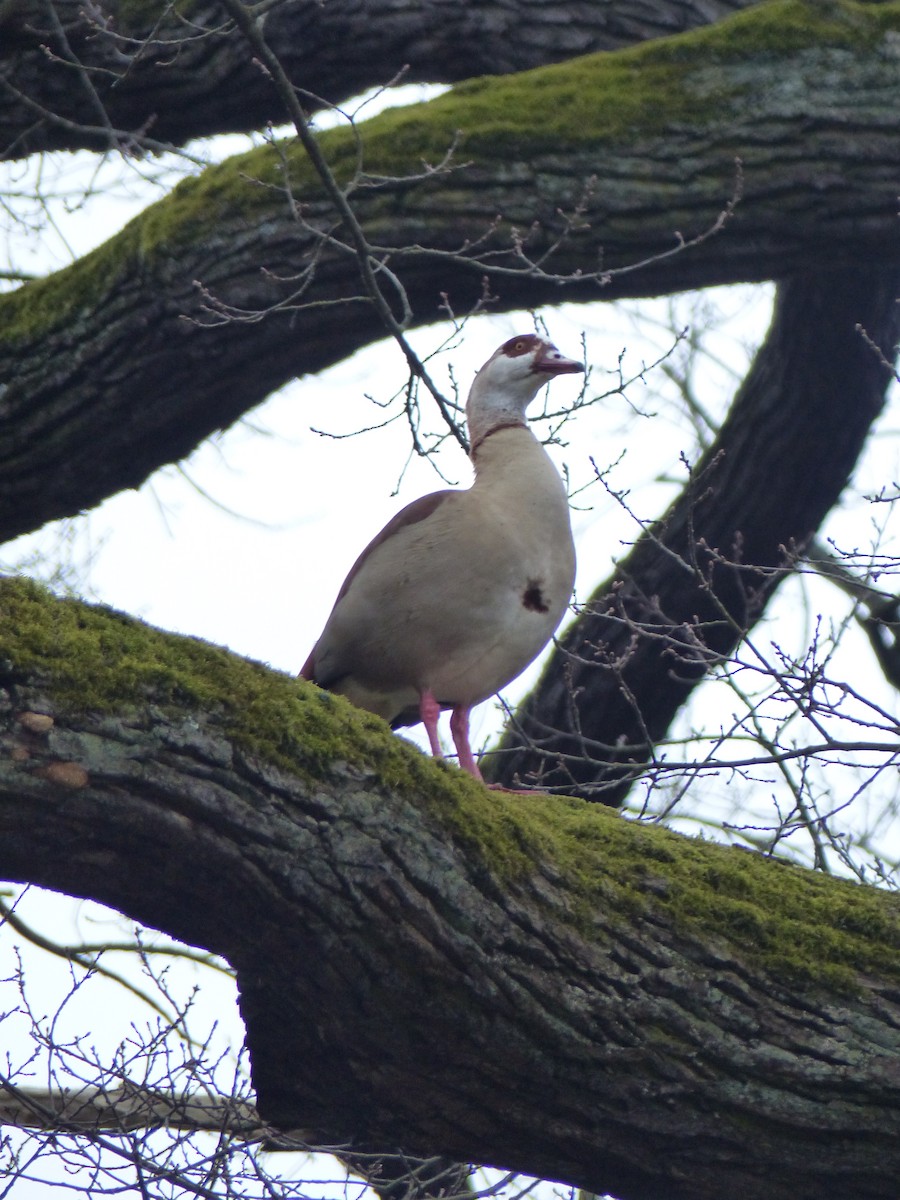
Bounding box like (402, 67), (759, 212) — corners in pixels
(300, 489), (455, 683)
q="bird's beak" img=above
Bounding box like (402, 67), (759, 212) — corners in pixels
(533, 346), (584, 376)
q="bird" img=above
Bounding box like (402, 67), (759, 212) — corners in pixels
(301, 333), (583, 781)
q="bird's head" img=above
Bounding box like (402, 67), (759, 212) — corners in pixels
(467, 334), (584, 449)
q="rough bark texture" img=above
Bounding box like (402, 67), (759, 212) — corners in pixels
(1, 3), (899, 547)
(487, 267), (900, 795)
(0, 577), (899, 1200)
(0, 0), (757, 158)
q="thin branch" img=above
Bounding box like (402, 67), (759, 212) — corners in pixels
(217, 0), (468, 449)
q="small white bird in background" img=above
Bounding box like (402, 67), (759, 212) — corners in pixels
(301, 334), (583, 781)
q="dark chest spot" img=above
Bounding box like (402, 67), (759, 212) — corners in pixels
(522, 580), (549, 614)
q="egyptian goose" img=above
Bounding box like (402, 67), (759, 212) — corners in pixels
(301, 334), (582, 780)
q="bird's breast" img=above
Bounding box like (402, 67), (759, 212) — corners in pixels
(314, 427), (576, 715)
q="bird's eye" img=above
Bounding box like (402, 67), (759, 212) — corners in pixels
(502, 335), (535, 357)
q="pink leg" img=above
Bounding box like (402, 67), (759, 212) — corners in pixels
(419, 690), (443, 759)
(449, 705), (484, 781)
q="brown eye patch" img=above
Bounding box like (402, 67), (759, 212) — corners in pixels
(501, 334), (542, 358)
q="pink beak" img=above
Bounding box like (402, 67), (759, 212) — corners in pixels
(532, 344), (584, 376)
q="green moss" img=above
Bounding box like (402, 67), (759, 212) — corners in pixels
(377, 709), (900, 994)
(417, 772), (900, 994)
(643, 0), (900, 59)
(3, 571), (900, 998)
(0, 575), (437, 792)
(0, 581), (551, 867)
(3, 0), (897, 347)
(0, 150), (283, 347)
(313, 0), (900, 174)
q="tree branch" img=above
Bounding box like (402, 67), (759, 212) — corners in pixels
(0, 576), (899, 1200)
(489, 266), (900, 796)
(0, 1079), (266, 1137)
(0, 0), (759, 158)
(219, 0), (468, 447)
(1, 0), (899, 546)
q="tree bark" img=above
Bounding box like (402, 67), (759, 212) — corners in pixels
(0, 575), (899, 1200)
(1, 3), (899, 547)
(0, 0), (757, 158)
(487, 267), (900, 795)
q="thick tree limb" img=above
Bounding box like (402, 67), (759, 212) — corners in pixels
(488, 266), (900, 796)
(0, 0), (757, 158)
(1, 0), (899, 548)
(0, 576), (899, 1200)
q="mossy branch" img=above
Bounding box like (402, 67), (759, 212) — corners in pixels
(0, 0), (763, 158)
(1, 1), (899, 548)
(1, 575), (899, 1200)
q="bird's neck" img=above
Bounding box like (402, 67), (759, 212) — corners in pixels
(466, 377), (536, 451)
(468, 417), (527, 456)
(469, 423), (554, 487)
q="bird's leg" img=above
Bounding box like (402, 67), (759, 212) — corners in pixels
(449, 705), (484, 781)
(419, 689), (444, 759)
